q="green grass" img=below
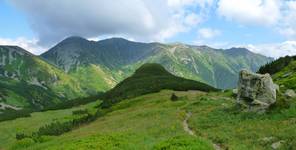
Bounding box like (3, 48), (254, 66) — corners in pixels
(1, 90), (295, 149)
(186, 92), (296, 150)
(2, 90), (214, 150)
(0, 101), (99, 149)
(257, 55), (296, 91)
(70, 65), (117, 93)
(272, 61), (296, 90)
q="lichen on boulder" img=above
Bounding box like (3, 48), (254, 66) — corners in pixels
(237, 70), (277, 112)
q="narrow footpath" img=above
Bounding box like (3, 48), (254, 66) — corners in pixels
(183, 112), (223, 150)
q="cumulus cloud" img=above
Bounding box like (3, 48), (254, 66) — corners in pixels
(0, 37), (46, 54)
(278, 1), (296, 39)
(245, 41), (296, 58)
(217, 0), (296, 41)
(198, 28), (221, 39)
(9, 0), (211, 46)
(217, 0), (281, 26)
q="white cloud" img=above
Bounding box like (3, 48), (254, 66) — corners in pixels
(217, 0), (281, 26)
(184, 13), (203, 26)
(245, 41), (296, 58)
(278, 1), (296, 39)
(216, 0), (296, 41)
(9, 0), (211, 45)
(198, 28), (221, 39)
(168, 0), (214, 8)
(0, 37), (46, 55)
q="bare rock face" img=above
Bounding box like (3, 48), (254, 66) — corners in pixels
(237, 70), (277, 112)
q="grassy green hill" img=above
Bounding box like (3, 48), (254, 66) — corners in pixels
(1, 90), (295, 150)
(0, 46), (90, 110)
(258, 55), (296, 90)
(101, 63), (218, 108)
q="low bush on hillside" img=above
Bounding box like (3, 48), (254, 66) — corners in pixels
(0, 93), (102, 122)
(72, 109), (88, 115)
(0, 109), (32, 121)
(15, 109), (99, 141)
(170, 93), (179, 101)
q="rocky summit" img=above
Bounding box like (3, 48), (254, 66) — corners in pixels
(237, 70), (277, 112)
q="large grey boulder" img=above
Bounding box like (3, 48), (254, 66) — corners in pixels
(237, 70), (277, 112)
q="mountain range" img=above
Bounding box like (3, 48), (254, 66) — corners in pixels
(42, 36), (272, 89)
(0, 36), (272, 110)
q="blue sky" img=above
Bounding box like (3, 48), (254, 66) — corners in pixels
(1, 0), (296, 58)
(0, 0), (33, 39)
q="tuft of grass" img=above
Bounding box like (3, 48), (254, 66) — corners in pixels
(153, 136), (214, 150)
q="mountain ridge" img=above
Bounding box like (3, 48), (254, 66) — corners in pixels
(41, 36), (273, 90)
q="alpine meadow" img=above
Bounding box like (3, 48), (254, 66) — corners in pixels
(1, 0), (296, 150)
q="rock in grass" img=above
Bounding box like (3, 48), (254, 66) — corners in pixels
(232, 89), (238, 95)
(261, 136), (275, 142)
(237, 70), (277, 112)
(284, 89), (296, 98)
(271, 140), (284, 149)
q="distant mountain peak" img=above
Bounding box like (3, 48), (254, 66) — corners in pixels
(224, 47), (252, 56)
(59, 36), (90, 44)
(64, 36), (87, 40)
(0, 45), (34, 56)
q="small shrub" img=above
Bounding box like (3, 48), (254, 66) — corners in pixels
(72, 109), (88, 115)
(170, 93), (179, 101)
(0, 109), (32, 121)
(12, 138), (35, 149)
(269, 92), (290, 112)
(16, 133), (28, 140)
(100, 100), (112, 109)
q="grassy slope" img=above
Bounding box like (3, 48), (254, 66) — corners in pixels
(272, 60), (296, 90)
(257, 55), (296, 90)
(0, 76), (60, 108)
(187, 92), (296, 150)
(0, 46), (88, 109)
(0, 101), (99, 148)
(70, 65), (117, 93)
(1, 90), (295, 149)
